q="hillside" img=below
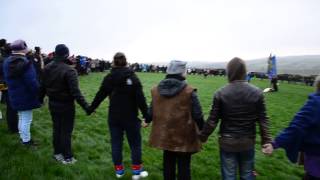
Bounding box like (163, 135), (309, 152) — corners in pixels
(187, 55), (320, 75)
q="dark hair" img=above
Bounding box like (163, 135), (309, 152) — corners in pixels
(35, 46), (41, 53)
(1, 43), (11, 57)
(0, 39), (6, 47)
(113, 52), (127, 67)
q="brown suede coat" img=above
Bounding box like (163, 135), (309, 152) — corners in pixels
(149, 85), (202, 153)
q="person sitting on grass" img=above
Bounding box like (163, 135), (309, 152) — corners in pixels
(145, 60), (204, 180)
(263, 75), (320, 180)
(88, 52), (150, 179)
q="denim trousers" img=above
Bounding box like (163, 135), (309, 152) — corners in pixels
(109, 122), (142, 166)
(220, 148), (255, 180)
(18, 110), (33, 143)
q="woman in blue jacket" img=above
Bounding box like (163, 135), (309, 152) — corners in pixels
(264, 75), (320, 179)
(3, 40), (40, 145)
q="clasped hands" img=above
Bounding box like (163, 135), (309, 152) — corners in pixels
(261, 143), (274, 155)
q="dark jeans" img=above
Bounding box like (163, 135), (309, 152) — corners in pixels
(163, 150), (192, 180)
(220, 148), (255, 180)
(304, 174), (320, 180)
(2, 91), (18, 133)
(109, 122), (142, 165)
(49, 103), (75, 159)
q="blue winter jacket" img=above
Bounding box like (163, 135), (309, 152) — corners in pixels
(3, 54), (40, 111)
(274, 92), (320, 163)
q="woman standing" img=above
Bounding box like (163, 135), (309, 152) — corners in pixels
(147, 60), (204, 180)
(264, 75), (320, 180)
(89, 52), (149, 179)
(3, 39), (40, 145)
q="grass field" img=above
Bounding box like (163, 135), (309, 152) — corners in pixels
(0, 72), (315, 180)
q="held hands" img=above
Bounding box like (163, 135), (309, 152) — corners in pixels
(141, 120), (149, 128)
(85, 105), (95, 115)
(262, 143), (274, 155)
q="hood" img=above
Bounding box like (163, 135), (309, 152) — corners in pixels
(110, 67), (134, 85)
(227, 57), (247, 82)
(7, 55), (30, 78)
(157, 78), (187, 97)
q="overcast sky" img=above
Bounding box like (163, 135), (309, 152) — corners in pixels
(1, 0), (319, 62)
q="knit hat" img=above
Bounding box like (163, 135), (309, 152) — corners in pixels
(166, 60), (187, 75)
(10, 39), (29, 54)
(55, 44), (69, 58)
(226, 57), (247, 82)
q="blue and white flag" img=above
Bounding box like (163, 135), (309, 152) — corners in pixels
(267, 54), (277, 79)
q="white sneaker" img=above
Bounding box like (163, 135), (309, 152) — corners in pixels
(132, 170), (148, 180)
(53, 154), (64, 162)
(116, 173), (124, 178)
(62, 157), (77, 165)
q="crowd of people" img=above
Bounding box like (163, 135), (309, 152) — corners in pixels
(0, 39), (319, 180)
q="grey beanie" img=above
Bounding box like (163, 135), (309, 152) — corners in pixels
(166, 60), (187, 75)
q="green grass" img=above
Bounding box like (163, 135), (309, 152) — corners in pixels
(0, 72), (314, 180)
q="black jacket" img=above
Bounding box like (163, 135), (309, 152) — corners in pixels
(200, 81), (272, 151)
(40, 59), (89, 112)
(147, 74), (204, 129)
(90, 67), (149, 124)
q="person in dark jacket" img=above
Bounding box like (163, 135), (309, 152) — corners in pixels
(40, 44), (90, 164)
(3, 39), (40, 145)
(146, 60), (204, 180)
(0, 40), (19, 133)
(199, 57), (272, 180)
(270, 76), (278, 92)
(32, 46), (44, 82)
(88, 52), (149, 179)
(263, 75), (320, 180)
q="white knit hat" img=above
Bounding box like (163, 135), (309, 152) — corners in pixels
(166, 60), (187, 75)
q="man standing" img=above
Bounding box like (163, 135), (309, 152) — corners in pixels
(271, 76), (278, 92)
(33, 46), (44, 82)
(40, 44), (90, 164)
(199, 57), (272, 180)
(3, 39), (40, 145)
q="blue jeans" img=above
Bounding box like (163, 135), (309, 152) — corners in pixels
(18, 110), (33, 143)
(220, 148), (255, 180)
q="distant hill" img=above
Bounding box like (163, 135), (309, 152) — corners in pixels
(186, 55), (320, 75)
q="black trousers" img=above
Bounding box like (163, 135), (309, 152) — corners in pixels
(109, 122), (142, 165)
(163, 150), (192, 180)
(2, 90), (18, 133)
(49, 103), (75, 159)
(304, 174), (320, 180)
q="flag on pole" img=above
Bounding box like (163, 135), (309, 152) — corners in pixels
(267, 54), (277, 79)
